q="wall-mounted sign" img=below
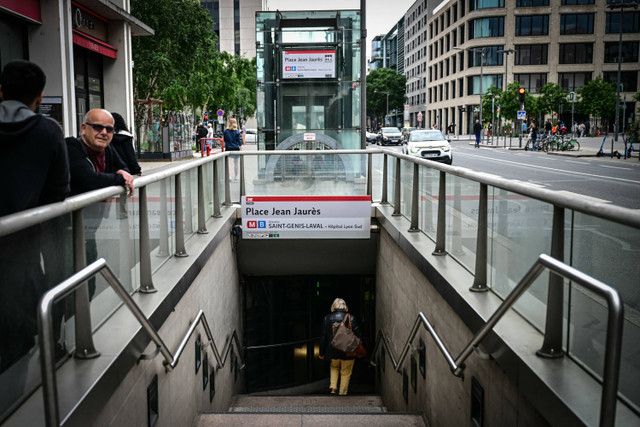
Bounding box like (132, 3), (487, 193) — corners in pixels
(282, 50), (336, 79)
(38, 97), (63, 128)
(303, 133), (316, 141)
(72, 4), (109, 41)
(242, 195), (371, 239)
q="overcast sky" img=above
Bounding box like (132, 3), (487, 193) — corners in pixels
(263, 0), (417, 60)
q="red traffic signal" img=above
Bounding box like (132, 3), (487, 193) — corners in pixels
(518, 87), (526, 103)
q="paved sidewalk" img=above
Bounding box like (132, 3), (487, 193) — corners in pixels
(456, 134), (639, 158)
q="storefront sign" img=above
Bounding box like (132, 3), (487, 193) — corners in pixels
(38, 97), (63, 128)
(282, 50), (336, 79)
(72, 4), (109, 41)
(242, 195), (371, 239)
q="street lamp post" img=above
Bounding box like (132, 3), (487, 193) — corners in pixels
(607, 0), (639, 149)
(496, 48), (515, 146)
(375, 90), (390, 126)
(455, 46), (485, 142)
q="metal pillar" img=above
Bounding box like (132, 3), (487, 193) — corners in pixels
(470, 183), (488, 292)
(392, 157), (401, 216)
(409, 163), (420, 232)
(174, 173), (188, 257)
(138, 186), (157, 293)
(433, 171), (447, 255)
(197, 165), (208, 234)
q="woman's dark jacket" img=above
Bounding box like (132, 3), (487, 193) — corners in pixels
(473, 122), (482, 133)
(223, 129), (242, 151)
(65, 136), (129, 196)
(320, 310), (363, 360)
(111, 131), (141, 175)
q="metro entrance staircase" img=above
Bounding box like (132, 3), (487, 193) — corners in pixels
(194, 395), (426, 426)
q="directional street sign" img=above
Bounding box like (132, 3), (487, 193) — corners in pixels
(417, 112), (423, 122)
(517, 110), (527, 120)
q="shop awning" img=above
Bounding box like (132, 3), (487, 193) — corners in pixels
(74, 0), (154, 36)
(73, 29), (118, 58)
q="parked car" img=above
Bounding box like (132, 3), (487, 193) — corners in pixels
(377, 127), (403, 145)
(401, 127), (418, 141)
(245, 128), (257, 143)
(366, 130), (378, 143)
(402, 130), (452, 164)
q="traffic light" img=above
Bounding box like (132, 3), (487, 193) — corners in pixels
(518, 87), (526, 104)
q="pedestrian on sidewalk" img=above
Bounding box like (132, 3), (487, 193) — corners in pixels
(223, 117), (243, 181)
(320, 298), (364, 395)
(473, 119), (482, 148)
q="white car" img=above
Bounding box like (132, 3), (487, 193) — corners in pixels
(403, 130), (452, 164)
(366, 131), (378, 143)
(245, 128), (257, 143)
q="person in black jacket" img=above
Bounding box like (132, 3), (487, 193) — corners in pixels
(224, 117), (244, 181)
(473, 119), (482, 148)
(0, 60), (70, 373)
(110, 112), (141, 176)
(66, 108), (134, 197)
(320, 298), (363, 395)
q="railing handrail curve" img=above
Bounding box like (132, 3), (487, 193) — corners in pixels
(369, 253), (623, 427)
(37, 258), (244, 427)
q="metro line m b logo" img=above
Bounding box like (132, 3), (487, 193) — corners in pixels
(247, 221), (266, 229)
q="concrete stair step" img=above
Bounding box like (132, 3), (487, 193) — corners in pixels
(230, 394), (385, 411)
(194, 412), (427, 426)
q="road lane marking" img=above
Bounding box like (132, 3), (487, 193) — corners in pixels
(553, 190), (610, 204)
(566, 160), (589, 165)
(599, 165), (633, 171)
(458, 152), (640, 185)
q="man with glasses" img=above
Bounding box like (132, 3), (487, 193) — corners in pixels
(66, 108), (134, 196)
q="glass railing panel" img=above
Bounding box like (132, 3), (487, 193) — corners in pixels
(418, 165), (439, 239)
(444, 176), (481, 272)
(114, 194), (139, 293)
(369, 152), (383, 203)
(387, 155), (397, 206)
(182, 169), (197, 238)
(399, 160), (414, 219)
(488, 189), (553, 329)
(568, 212), (640, 410)
(148, 178), (174, 272)
(0, 215), (73, 423)
(243, 153), (368, 197)
(203, 162), (214, 218)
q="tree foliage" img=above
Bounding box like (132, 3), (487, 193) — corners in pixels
(131, 0), (256, 121)
(577, 76), (617, 123)
(537, 82), (569, 116)
(366, 68), (406, 125)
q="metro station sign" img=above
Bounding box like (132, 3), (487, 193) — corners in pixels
(242, 195), (371, 239)
(282, 50), (336, 79)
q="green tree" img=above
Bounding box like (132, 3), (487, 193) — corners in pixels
(577, 76), (617, 129)
(537, 82), (569, 119)
(481, 85), (502, 124)
(366, 68), (406, 126)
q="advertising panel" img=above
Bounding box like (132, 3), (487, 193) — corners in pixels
(242, 195), (371, 239)
(282, 50), (336, 79)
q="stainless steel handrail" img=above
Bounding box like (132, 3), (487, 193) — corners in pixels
(37, 258), (245, 427)
(369, 254), (624, 427)
(246, 337), (320, 351)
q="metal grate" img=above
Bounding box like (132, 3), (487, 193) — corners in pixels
(230, 406), (384, 413)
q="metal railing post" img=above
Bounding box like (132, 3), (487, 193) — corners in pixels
(433, 171), (447, 255)
(366, 152), (372, 197)
(197, 165), (208, 234)
(240, 154), (246, 197)
(157, 181), (170, 257)
(409, 163), (420, 232)
(174, 173), (188, 257)
(393, 157), (401, 216)
(224, 156), (231, 206)
(381, 153), (388, 204)
(470, 183), (488, 292)
(537, 206), (565, 358)
(213, 159), (222, 217)
(72, 209), (99, 359)
(138, 186), (157, 293)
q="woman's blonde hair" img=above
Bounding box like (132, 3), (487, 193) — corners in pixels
(331, 298), (348, 312)
(228, 117), (238, 130)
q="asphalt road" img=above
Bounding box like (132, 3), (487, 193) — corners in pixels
(372, 136), (640, 209)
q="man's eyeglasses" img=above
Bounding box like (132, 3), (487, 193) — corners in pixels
(84, 122), (115, 134)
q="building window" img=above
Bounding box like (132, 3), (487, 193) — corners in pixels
(460, 0), (465, 17)
(468, 46), (504, 67)
(604, 41), (639, 63)
(460, 24), (465, 44)
(467, 74), (503, 95)
(459, 78), (464, 97)
(603, 71), (638, 92)
(562, 0), (594, 4)
(453, 29), (457, 47)
(560, 14), (594, 35)
(559, 43), (593, 64)
(558, 72), (592, 91)
(516, 0), (549, 5)
(470, 17), (504, 39)
(233, 0), (240, 55)
(515, 44), (548, 65)
(452, 80), (456, 98)
(453, 4), (458, 22)
(459, 52), (464, 71)
(452, 54), (457, 71)
(470, 0), (504, 10)
(606, 12), (640, 34)
(516, 15), (549, 36)
(515, 73), (547, 93)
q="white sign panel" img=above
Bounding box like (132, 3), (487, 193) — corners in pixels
(517, 110), (527, 120)
(303, 133), (316, 141)
(282, 50), (336, 79)
(242, 195), (371, 239)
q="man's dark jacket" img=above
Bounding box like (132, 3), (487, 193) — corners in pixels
(0, 101), (69, 216)
(66, 136), (129, 196)
(111, 131), (141, 175)
(320, 310), (363, 360)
